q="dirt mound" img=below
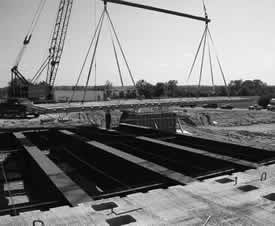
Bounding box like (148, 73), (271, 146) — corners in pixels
(176, 108), (275, 151)
(211, 129), (275, 151)
(197, 109), (275, 127)
(178, 111), (213, 126)
(177, 108), (275, 127)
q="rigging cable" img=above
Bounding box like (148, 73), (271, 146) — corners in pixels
(14, 0), (47, 67)
(187, 0), (208, 83)
(186, 26), (207, 82)
(70, 9), (105, 102)
(109, 27), (124, 87)
(207, 36), (215, 93)
(106, 10), (136, 87)
(207, 29), (230, 96)
(198, 25), (208, 94)
(202, 0), (207, 18)
(94, 0), (97, 90)
(27, 0), (47, 35)
(82, 9), (106, 103)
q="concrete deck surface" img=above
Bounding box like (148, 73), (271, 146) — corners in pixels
(1, 163), (275, 225)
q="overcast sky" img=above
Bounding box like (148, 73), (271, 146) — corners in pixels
(0, 0), (275, 87)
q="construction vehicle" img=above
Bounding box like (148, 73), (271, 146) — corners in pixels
(248, 104), (263, 111)
(0, 0), (73, 119)
(10, 0), (73, 102)
(220, 104), (234, 110)
(202, 103), (218, 109)
(0, 98), (39, 119)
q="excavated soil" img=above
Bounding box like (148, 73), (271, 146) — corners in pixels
(176, 108), (275, 151)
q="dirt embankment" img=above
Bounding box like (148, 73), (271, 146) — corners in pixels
(178, 108), (275, 127)
(176, 108), (275, 151)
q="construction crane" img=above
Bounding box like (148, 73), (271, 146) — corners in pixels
(2, 0), (73, 119)
(46, 0), (73, 99)
(10, 0), (73, 101)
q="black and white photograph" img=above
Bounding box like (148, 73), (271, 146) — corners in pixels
(0, 0), (274, 225)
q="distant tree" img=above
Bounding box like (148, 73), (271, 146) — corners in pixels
(104, 80), (113, 98)
(228, 80), (243, 96)
(136, 80), (154, 98)
(240, 80), (255, 96)
(154, 82), (166, 97)
(119, 90), (125, 98)
(174, 86), (185, 97)
(167, 80), (178, 97)
(217, 86), (227, 96)
(253, 79), (267, 95)
(258, 95), (272, 108)
(228, 79), (268, 96)
(125, 89), (136, 99)
(112, 92), (118, 99)
(240, 80), (266, 96)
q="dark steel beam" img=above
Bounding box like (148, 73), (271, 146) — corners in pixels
(14, 132), (93, 206)
(137, 136), (258, 168)
(102, 0), (210, 23)
(59, 130), (197, 184)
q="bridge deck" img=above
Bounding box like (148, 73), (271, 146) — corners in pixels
(35, 96), (250, 114)
(2, 162), (275, 225)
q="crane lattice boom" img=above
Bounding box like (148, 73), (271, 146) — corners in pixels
(46, 0), (73, 88)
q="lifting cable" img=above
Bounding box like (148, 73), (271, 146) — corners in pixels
(94, 0), (97, 90)
(186, 0), (229, 97)
(73, 4), (137, 103)
(186, 27), (207, 82)
(198, 24), (208, 95)
(14, 0), (46, 67)
(186, 0), (208, 82)
(27, 0), (47, 35)
(198, 0), (208, 93)
(70, 9), (105, 102)
(207, 29), (230, 96)
(109, 27), (124, 87)
(82, 9), (106, 103)
(106, 10), (136, 88)
(202, 0), (207, 18)
(207, 37), (215, 93)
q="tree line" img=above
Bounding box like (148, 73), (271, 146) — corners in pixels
(1, 78), (274, 101)
(116, 79), (274, 99)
